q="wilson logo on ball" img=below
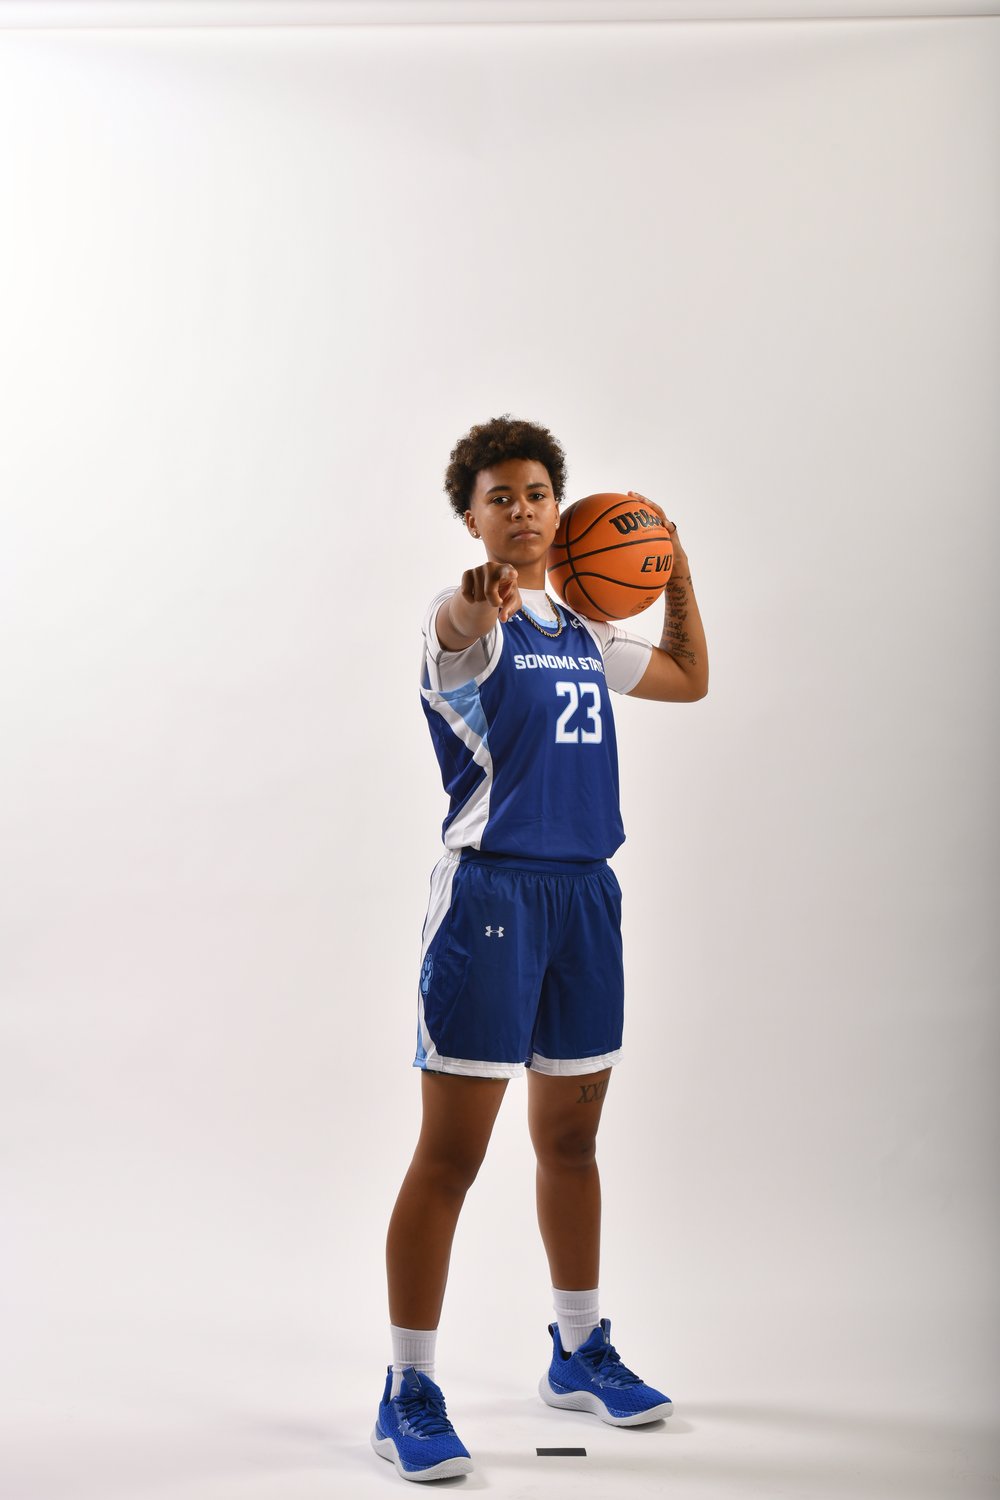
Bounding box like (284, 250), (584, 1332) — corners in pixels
(608, 508), (665, 535)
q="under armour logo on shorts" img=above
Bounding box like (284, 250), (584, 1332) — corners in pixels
(485, 925), (505, 938)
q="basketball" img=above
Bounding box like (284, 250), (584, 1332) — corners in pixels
(547, 493), (674, 621)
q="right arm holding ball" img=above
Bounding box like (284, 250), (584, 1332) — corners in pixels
(626, 491), (710, 703)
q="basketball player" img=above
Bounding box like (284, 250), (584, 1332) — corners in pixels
(372, 415), (709, 1481)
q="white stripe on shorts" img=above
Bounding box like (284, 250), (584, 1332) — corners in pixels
(527, 1048), (622, 1076)
(416, 851), (460, 1071)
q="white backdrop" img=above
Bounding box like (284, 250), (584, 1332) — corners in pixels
(2, 11), (998, 1499)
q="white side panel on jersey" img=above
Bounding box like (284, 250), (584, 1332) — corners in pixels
(424, 693), (495, 849)
(419, 628), (505, 851)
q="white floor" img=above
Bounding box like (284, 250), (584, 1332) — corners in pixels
(5, 1022), (998, 1500)
(5, 1335), (997, 1500)
(7, 1394), (998, 1500)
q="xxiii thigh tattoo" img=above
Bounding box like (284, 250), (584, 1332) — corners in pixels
(577, 1079), (609, 1105)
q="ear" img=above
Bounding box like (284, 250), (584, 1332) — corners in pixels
(464, 510), (480, 540)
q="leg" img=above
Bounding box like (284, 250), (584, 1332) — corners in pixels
(529, 1065), (672, 1427)
(527, 1066), (611, 1290)
(386, 1070), (509, 1329)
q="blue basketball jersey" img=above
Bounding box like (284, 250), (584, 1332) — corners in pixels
(420, 600), (625, 860)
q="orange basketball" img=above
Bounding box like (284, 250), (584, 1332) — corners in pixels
(547, 493), (674, 621)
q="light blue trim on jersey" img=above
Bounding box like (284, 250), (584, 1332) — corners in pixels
(438, 677), (490, 744)
(521, 600), (565, 631)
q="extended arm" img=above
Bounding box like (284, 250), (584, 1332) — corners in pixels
(435, 563), (523, 651)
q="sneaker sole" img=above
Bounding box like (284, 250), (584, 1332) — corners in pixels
(371, 1428), (474, 1481)
(538, 1376), (673, 1427)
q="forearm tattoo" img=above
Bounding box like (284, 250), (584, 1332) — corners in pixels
(661, 575), (698, 667)
(577, 1079), (609, 1104)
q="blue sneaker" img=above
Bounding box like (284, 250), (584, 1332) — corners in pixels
(371, 1366), (473, 1481)
(539, 1318), (674, 1426)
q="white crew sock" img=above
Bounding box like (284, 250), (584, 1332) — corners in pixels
(553, 1286), (600, 1355)
(390, 1325), (438, 1397)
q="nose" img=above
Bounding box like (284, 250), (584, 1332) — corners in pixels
(511, 492), (534, 518)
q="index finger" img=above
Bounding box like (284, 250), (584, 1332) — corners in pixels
(488, 563), (516, 600)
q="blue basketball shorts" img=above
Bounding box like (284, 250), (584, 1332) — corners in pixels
(414, 848), (625, 1079)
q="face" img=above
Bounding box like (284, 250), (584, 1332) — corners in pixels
(465, 458), (560, 582)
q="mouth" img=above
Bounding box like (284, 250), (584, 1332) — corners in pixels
(510, 529), (541, 541)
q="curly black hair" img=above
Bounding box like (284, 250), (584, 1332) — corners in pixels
(444, 414), (567, 520)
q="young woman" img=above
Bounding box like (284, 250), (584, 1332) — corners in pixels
(372, 415), (709, 1482)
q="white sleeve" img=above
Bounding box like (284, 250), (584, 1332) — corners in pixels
(421, 588), (499, 693)
(580, 617), (654, 696)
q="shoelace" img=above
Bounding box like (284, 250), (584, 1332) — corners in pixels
(396, 1382), (456, 1437)
(578, 1341), (643, 1388)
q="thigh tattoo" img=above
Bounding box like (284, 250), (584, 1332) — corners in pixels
(577, 1079), (608, 1105)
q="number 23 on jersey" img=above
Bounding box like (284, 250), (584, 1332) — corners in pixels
(554, 680), (603, 744)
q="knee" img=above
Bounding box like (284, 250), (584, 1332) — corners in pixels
(415, 1141), (487, 1198)
(534, 1125), (599, 1173)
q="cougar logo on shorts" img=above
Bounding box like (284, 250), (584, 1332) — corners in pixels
(420, 955), (434, 995)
